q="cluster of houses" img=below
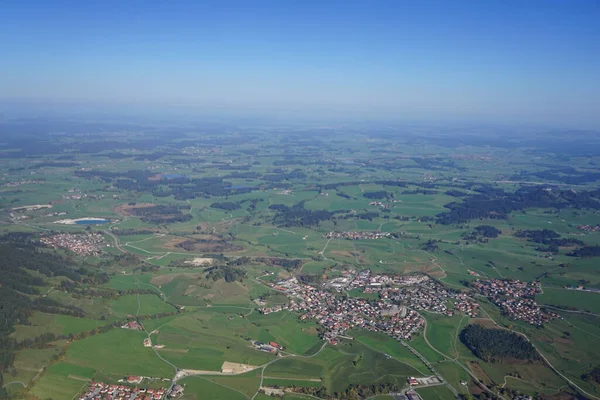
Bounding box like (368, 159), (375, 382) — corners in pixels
(121, 321), (143, 331)
(578, 224), (600, 232)
(471, 279), (559, 326)
(4, 179), (43, 187)
(265, 275), (423, 341)
(79, 382), (167, 400)
(325, 269), (396, 291)
(369, 201), (392, 209)
(63, 193), (89, 200)
(454, 294), (480, 317)
(251, 340), (284, 354)
(377, 275), (479, 318)
(257, 304), (288, 315)
(263, 270), (485, 343)
(40, 232), (106, 256)
(563, 285), (600, 293)
(323, 231), (392, 240)
(471, 278), (542, 299)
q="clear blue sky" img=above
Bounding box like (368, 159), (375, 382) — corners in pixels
(1, 0), (599, 127)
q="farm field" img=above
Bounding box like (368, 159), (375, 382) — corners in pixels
(1, 121), (600, 400)
(417, 385), (457, 400)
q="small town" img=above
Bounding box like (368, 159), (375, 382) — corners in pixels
(40, 232), (106, 256)
(263, 271), (479, 343)
(323, 231), (392, 240)
(471, 278), (560, 326)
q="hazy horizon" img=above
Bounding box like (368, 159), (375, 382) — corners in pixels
(1, 0), (599, 128)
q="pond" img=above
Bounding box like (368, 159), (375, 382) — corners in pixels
(74, 218), (109, 225)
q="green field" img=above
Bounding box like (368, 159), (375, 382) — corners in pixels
(417, 385), (457, 400)
(178, 376), (248, 400)
(3, 121), (600, 400)
(11, 312), (111, 340)
(31, 362), (95, 400)
(537, 287), (600, 314)
(65, 329), (174, 378)
(108, 294), (176, 317)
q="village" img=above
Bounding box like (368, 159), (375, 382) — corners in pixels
(323, 231), (392, 240)
(78, 380), (184, 400)
(578, 224), (600, 232)
(471, 278), (560, 326)
(40, 232), (107, 256)
(261, 271), (479, 343)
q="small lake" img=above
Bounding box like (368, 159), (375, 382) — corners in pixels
(162, 173), (186, 180)
(75, 218), (109, 225)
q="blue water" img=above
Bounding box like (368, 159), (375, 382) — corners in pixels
(162, 173), (186, 180)
(75, 219), (108, 225)
(231, 184), (250, 189)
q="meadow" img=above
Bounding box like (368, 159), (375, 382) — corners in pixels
(2, 126), (600, 400)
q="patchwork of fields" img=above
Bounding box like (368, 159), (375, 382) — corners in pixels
(1, 124), (600, 400)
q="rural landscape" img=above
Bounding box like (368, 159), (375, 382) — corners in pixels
(0, 119), (599, 400)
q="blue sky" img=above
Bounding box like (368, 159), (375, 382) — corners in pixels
(1, 0), (599, 126)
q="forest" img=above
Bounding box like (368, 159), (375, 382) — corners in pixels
(205, 265), (247, 282)
(0, 240), (105, 397)
(515, 229), (584, 253)
(460, 324), (540, 363)
(210, 201), (241, 211)
(363, 191), (389, 199)
(568, 245), (600, 258)
(582, 366), (600, 384)
(128, 204), (193, 224)
(436, 186), (600, 224)
(270, 202), (334, 227)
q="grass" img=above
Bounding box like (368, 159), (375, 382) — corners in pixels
(109, 294), (175, 317)
(416, 385), (457, 400)
(11, 312), (111, 340)
(408, 334), (446, 363)
(264, 358), (324, 380)
(245, 312), (322, 355)
(211, 371), (262, 397)
(7, 346), (63, 391)
(423, 313), (467, 359)
(151, 311), (279, 370)
(65, 328), (174, 378)
(30, 362), (95, 400)
(537, 287), (600, 314)
(164, 278), (254, 307)
(262, 377), (323, 388)
(9, 135), (600, 400)
(435, 362), (471, 395)
(178, 376), (248, 400)
(263, 340), (418, 395)
(351, 330), (431, 375)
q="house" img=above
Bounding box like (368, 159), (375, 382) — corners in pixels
(126, 376), (143, 384)
(406, 392), (420, 400)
